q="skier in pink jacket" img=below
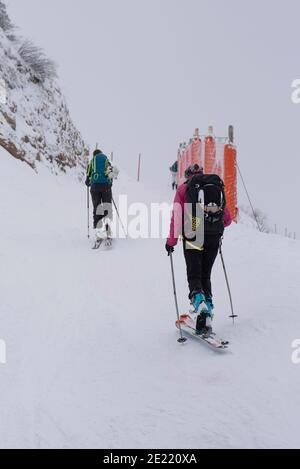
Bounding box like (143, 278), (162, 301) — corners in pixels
(166, 164), (232, 334)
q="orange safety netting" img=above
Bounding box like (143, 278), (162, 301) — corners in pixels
(224, 143), (238, 221)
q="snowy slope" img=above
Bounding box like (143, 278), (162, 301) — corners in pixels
(0, 148), (300, 449)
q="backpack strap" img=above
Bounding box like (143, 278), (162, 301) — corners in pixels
(86, 161), (92, 177)
(92, 155), (97, 174)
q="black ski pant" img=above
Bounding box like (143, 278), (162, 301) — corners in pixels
(90, 183), (113, 230)
(183, 234), (221, 299)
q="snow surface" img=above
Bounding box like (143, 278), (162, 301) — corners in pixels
(1, 147), (300, 449)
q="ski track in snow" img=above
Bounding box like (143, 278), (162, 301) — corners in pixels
(0, 148), (300, 449)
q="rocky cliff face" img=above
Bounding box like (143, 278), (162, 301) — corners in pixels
(0, 2), (89, 178)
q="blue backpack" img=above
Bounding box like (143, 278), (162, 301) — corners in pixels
(89, 153), (111, 185)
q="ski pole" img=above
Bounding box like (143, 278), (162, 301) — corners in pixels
(87, 187), (90, 239)
(169, 252), (187, 344)
(219, 239), (238, 323)
(112, 197), (127, 238)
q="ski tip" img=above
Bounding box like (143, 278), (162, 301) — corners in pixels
(176, 318), (190, 328)
(178, 313), (193, 323)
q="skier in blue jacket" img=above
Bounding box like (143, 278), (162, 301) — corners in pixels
(86, 149), (114, 242)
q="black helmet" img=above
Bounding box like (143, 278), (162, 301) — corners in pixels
(185, 164), (203, 179)
(93, 149), (102, 157)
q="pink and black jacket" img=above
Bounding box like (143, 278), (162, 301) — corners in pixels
(167, 181), (232, 247)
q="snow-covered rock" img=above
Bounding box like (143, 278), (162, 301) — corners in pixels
(0, 3), (88, 178)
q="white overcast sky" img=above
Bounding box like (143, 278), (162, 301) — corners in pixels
(6, 0), (300, 235)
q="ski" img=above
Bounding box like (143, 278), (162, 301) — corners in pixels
(92, 238), (113, 250)
(92, 239), (104, 250)
(105, 238), (113, 248)
(176, 314), (229, 350)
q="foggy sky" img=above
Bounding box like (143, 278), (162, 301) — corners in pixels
(6, 0), (300, 236)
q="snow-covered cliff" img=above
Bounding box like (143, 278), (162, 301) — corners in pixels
(0, 1), (88, 178)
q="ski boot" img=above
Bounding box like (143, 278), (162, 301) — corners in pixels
(104, 220), (113, 247)
(191, 291), (208, 315)
(196, 313), (213, 336)
(205, 297), (214, 317)
(92, 226), (107, 249)
(190, 292), (213, 336)
(95, 227), (107, 240)
(105, 237), (113, 248)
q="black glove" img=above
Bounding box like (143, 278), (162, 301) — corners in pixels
(85, 178), (91, 187)
(165, 243), (174, 256)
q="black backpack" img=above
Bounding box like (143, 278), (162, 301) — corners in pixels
(186, 174), (226, 235)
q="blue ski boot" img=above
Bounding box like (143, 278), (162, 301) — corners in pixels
(192, 294), (214, 336)
(191, 291), (208, 314)
(205, 297), (214, 317)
